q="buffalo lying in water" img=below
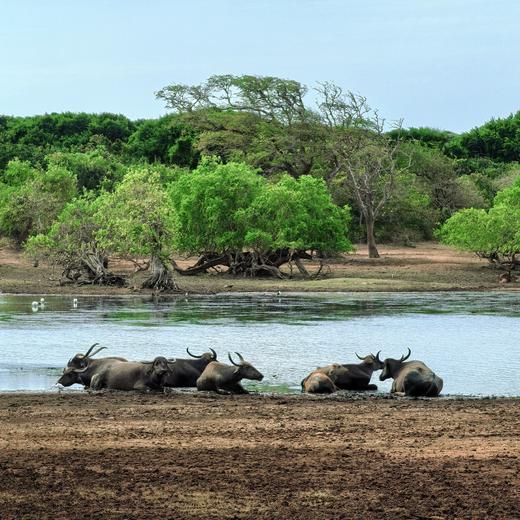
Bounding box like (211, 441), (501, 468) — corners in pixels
(301, 371), (338, 394)
(162, 348), (217, 387)
(302, 352), (384, 393)
(90, 356), (171, 392)
(196, 352), (263, 394)
(58, 343), (127, 388)
(379, 348), (443, 397)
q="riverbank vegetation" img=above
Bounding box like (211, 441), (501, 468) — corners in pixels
(1, 75), (520, 290)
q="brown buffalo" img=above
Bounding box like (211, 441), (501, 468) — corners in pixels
(196, 352), (263, 394)
(379, 348), (443, 397)
(301, 371), (338, 394)
(90, 357), (171, 392)
(58, 343), (127, 388)
(162, 347), (217, 387)
(307, 351), (384, 391)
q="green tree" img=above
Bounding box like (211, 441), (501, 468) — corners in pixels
(241, 175), (352, 277)
(438, 180), (520, 271)
(0, 161), (77, 245)
(97, 167), (178, 291)
(25, 194), (125, 285)
(172, 159), (351, 277)
(46, 148), (126, 191)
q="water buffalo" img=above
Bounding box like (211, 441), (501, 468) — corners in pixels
(379, 348), (443, 397)
(90, 356), (171, 392)
(58, 343), (128, 388)
(196, 352), (263, 394)
(301, 371), (338, 394)
(308, 352), (384, 391)
(162, 347), (218, 387)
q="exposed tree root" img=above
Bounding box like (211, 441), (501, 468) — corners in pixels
(174, 249), (328, 279)
(60, 253), (126, 286)
(141, 256), (180, 292)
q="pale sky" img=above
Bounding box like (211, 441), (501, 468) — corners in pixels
(1, 0), (519, 132)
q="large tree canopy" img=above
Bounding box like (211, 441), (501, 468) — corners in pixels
(171, 159), (351, 278)
(438, 179), (520, 271)
(97, 167), (179, 291)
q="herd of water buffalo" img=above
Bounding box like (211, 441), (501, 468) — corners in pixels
(57, 343), (443, 397)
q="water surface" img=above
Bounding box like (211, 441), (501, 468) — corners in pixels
(1, 292), (519, 395)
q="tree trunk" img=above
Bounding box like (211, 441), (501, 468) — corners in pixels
(61, 252), (126, 286)
(142, 256), (179, 292)
(366, 217), (380, 259)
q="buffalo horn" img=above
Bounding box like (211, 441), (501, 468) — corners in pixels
(355, 352), (364, 360)
(400, 348), (411, 362)
(88, 346), (107, 358)
(228, 352), (240, 366)
(83, 343), (100, 357)
(209, 347), (217, 360)
(375, 350), (382, 363)
(186, 347), (202, 359)
(235, 352), (245, 363)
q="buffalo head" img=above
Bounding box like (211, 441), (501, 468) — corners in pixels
(228, 352), (263, 381)
(355, 350), (384, 371)
(380, 348), (411, 381)
(67, 343), (107, 370)
(57, 364), (90, 387)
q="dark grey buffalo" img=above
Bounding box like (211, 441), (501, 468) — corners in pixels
(58, 343), (127, 388)
(196, 352), (263, 394)
(301, 371), (338, 394)
(162, 348), (218, 387)
(305, 352), (384, 392)
(90, 356), (171, 392)
(379, 348), (443, 397)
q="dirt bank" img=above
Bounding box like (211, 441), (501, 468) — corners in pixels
(1, 242), (517, 295)
(0, 393), (518, 519)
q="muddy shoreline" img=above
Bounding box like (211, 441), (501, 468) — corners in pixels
(0, 392), (518, 519)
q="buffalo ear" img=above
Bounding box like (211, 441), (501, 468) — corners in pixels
(233, 367), (240, 375)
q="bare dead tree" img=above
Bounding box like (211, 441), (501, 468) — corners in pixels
(317, 83), (407, 258)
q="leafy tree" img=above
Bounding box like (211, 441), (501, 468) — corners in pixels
(0, 161), (77, 245)
(172, 159), (351, 277)
(0, 113), (136, 169)
(387, 127), (455, 150)
(171, 158), (264, 254)
(125, 115), (198, 167)
(445, 111), (520, 161)
(240, 175), (352, 277)
(438, 180), (520, 271)
(97, 167), (178, 291)
(157, 75), (326, 178)
(46, 148), (126, 191)
(25, 194), (124, 285)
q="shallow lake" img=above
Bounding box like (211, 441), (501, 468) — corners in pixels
(1, 292), (519, 395)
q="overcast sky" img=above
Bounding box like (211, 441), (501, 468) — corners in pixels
(1, 0), (519, 132)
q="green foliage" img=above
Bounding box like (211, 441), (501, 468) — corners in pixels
(445, 111), (520, 161)
(241, 175), (352, 253)
(172, 159), (351, 255)
(0, 161), (77, 245)
(46, 148), (126, 191)
(97, 167), (176, 261)
(171, 158), (264, 253)
(25, 194), (103, 266)
(388, 127), (455, 149)
(0, 113), (135, 169)
(125, 115), (198, 167)
(438, 181), (520, 265)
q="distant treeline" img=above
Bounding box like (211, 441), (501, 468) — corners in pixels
(1, 75), (520, 286)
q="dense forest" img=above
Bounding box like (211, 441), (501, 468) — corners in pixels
(1, 75), (519, 289)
